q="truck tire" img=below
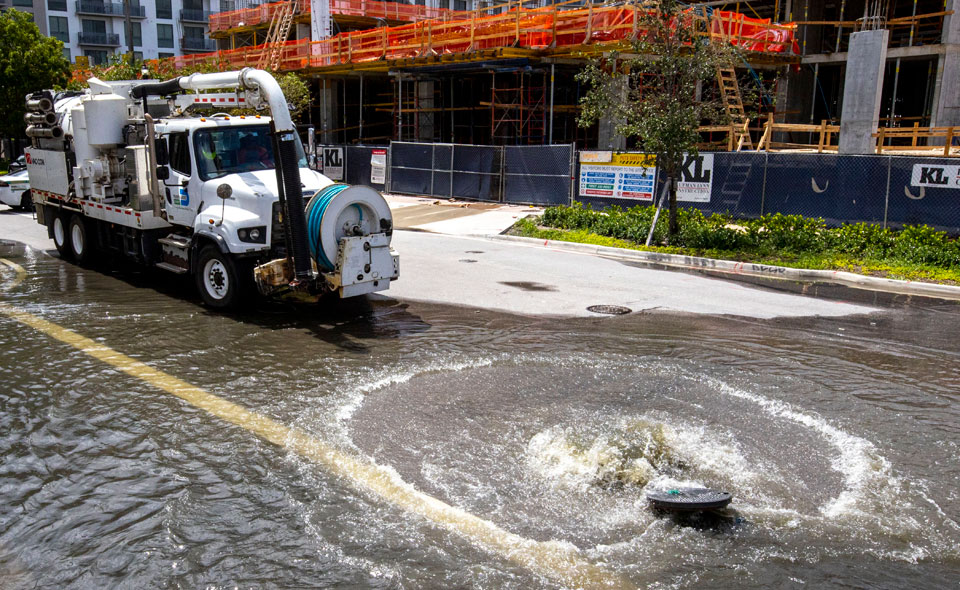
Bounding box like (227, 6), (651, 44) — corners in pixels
(195, 245), (244, 309)
(51, 210), (73, 261)
(68, 214), (92, 264)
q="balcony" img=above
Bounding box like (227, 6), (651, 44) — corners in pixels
(77, 31), (121, 46)
(75, 1), (146, 18)
(180, 8), (213, 23)
(180, 37), (217, 52)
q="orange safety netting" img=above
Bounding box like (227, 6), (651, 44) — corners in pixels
(209, 0), (468, 33)
(164, 4), (797, 74)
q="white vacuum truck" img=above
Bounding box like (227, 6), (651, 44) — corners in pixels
(24, 68), (398, 308)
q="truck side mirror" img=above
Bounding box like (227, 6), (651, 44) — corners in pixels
(156, 166), (169, 181)
(155, 137), (169, 166)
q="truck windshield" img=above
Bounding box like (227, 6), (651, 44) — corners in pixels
(193, 125), (307, 180)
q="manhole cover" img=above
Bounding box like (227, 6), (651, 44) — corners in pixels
(587, 305), (632, 315)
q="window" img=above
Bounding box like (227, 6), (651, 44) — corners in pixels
(49, 16), (69, 43)
(133, 51), (143, 61)
(156, 0), (171, 19)
(84, 49), (108, 65)
(193, 125), (306, 181)
(47, 0), (67, 11)
(221, 1), (236, 11)
(13, 0), (34, 7)
(127, 21), (141, 46)
(169, 132), (192, 176)
(82, 19), (106, 34)
(183, 0), (202, 10)
(157, 23), (173, 48)
(182, 25), (204, 40)
(63, 48), (71, 61)
(158, 52), (174, 59)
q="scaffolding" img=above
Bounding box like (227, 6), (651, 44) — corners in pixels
(488, 70), (547, 145)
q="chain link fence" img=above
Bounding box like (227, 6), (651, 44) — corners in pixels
(577, 153), (960, 234)
(502, 145), (575, 206)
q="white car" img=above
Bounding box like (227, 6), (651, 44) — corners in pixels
(0, 169), (32, 210)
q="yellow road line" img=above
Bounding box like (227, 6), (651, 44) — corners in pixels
(0, 258), (629, 590)
(0, 257), (26, 291)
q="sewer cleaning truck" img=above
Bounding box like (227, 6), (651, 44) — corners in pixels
(23, 68), (398, 308)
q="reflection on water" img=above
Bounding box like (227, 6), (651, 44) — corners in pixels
(1, 241), (960, 589)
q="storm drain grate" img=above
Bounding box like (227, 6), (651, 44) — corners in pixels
(587, 305), (632, 315)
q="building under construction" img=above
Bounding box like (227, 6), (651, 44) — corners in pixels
(158, 0), (960, 154)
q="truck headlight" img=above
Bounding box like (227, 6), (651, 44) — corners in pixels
(238, 225), (266, 244)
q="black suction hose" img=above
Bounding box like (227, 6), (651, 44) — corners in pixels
(276, 133), (312, 281)
(131, 78), (184, 99)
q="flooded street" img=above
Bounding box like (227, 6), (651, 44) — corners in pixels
(1, 238), (959, 589)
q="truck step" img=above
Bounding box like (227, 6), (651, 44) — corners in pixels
(155, 262), (189, 275)
(158, 235), (191, 249)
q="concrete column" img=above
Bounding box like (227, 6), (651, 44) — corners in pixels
(932, 0), (960, 130)
(318, 79), (339, 144)
(596, 78), (627, 151)
(417, 80), (435, 142)
(838, 29), (889, 154)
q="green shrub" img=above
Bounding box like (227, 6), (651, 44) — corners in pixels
(830, 222), (895, 258)
(891, 225), (960, 267)
(755, 213), (829, 253)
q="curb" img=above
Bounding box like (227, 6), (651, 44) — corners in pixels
(489, 234), (960, 301)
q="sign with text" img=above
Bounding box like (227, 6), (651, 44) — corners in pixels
(911, 164), (960, 189)
(579, 152), (657, 200)
(370, 148), (386, 185)
(578, 152), (714, 202)
(320, 147), (343, 180)
(676, 153), (714, 203)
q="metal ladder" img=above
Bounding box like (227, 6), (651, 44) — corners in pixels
(258, 1), (296, 71)
(717, 67), (753, 150)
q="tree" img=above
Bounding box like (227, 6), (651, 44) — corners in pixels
(0, 9), (71, 139)
(577, 0), (757, 242)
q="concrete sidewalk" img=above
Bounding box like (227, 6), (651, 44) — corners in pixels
(386, 194), (540, 237)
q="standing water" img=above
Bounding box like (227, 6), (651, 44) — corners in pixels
(0, 241), (959, 589)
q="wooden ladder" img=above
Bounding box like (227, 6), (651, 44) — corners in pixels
(258, 1), (296, 71)
(717, 67), (753, 150)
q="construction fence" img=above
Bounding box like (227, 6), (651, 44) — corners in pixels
(576, 153), (960, 235)
(312, 145), (960, 234)
(159, 2), (797, 74)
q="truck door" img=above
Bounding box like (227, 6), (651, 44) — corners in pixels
(162, 131), (198, 226)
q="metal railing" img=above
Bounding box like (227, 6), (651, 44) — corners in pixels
(181, 8), (213, 22)
(180, 37), (218, 51)
(77, 32), (121, 46)
(75, 1), (145, 17)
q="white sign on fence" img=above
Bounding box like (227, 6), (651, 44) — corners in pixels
(676, 153), (714, 203)
(911, 163), (960, 189)
(320, 147), (343, 181)
(370, 149), (386, 185)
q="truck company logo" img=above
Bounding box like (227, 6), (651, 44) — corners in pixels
(911, 164), (960, 189)
(25, 153), (45, 166)
(177, 187), (190, 207)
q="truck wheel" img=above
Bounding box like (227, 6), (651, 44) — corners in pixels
(51, 210), (73, 260)
(68, 215), (92, 263)
(195, 245), (243, 309)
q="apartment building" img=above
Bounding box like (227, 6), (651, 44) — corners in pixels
(2, 0), (222, 64)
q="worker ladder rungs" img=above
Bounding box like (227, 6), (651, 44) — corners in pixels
(258, 0), (296, 71)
